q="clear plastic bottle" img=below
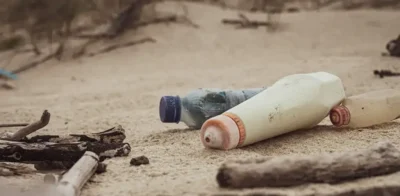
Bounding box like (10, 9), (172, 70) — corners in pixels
(200, 72), (346, 150)
(329, 89), (400, 128)
(159, 88), (267, 129)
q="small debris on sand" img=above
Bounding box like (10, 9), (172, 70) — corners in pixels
(130, 156), (149, 166)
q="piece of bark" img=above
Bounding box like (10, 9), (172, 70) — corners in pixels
(24, 125), (126, 144)
(55, 151), (99, 196)
(0, 139), (131, 163)
(8, 110), (50, 141)
(216, 142), (400, 188)
(0, 123), (29, 128)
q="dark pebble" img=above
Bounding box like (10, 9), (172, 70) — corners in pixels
(130, 155), (149, 166)
(96, 163), (107, 174)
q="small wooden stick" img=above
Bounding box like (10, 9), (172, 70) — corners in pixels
(217, 142), (400, 189)
(55, 151), (99, 196)
(9, 110), (50, 140)
(0, 123), (29, 128)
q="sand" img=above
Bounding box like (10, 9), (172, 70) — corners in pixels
(1, 2), (400, 196)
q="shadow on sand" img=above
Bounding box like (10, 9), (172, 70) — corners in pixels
(240, 121), (400, 156)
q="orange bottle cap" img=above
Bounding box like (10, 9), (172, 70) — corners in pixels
(329, 105), (351, 127)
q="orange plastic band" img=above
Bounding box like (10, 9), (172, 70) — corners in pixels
(223, 112), (246, 146)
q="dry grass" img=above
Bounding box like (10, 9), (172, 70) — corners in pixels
(0, 0), (398, 59)
(0, 0), (157, 58)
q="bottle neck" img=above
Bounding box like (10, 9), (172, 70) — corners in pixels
(179, 106), (197, 128)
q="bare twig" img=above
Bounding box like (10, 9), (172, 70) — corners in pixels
(8, 110), (50, 140)
(217, 142), (400, 188)
(0, 123), (29, 128)
(88, 38), (156, 57)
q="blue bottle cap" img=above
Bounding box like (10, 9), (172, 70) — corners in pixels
(159, 96), (181, 123)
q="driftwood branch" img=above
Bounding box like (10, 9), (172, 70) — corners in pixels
(7, 110), (51, 141)
(55, 151), (99, 196)
(23, 125), (126, 144)
(0, 140), (131, 163)
(217, 142), (400, 189)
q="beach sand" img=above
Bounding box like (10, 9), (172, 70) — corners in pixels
(1, 2), (400, 196)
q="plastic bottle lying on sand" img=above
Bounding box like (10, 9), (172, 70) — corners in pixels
(329, 89), (400, 128)
(200, 72), (346, 150)
(159, 88), (267, 129)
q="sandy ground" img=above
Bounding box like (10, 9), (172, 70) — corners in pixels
(1, 2), (400, 196)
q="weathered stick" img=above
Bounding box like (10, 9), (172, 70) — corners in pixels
(216, 142), (400, 188)
(0, 123), (29, 128)
(55, 151), (99, 196)
(8, 110), (50, 140)
(0, 140), (131, 162)
(24, 125), (126, 144)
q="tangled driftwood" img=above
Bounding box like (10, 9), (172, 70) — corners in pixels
(0, 110), (131, 174)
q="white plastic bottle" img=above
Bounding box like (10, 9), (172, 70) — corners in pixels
(329, 89), (400, 128)
(200, 72), (346, 150)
